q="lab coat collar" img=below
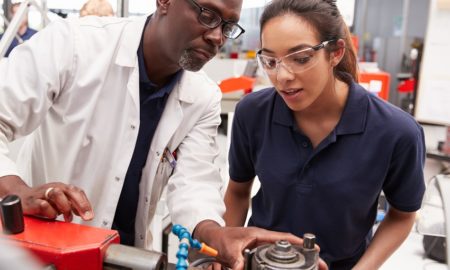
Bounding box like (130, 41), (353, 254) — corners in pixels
(175, 71), (202, 104)
(115, 16), (148, 67)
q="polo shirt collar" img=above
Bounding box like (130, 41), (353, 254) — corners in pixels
(335, 82), (368, 135)
(272, 81), (368, 135)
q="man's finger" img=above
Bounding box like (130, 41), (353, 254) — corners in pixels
(45, 187), (73, 222)
(37, 199), (59, 219)
(64, 185), (94, 220)
(22, 196), (57, 220)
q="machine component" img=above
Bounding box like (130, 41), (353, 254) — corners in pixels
(0, 194), (24, 234)
(244, 234), (319, 270)
(104, 244), (167, 270)
(0, 214), (168, 270)
(1, 202), (318, 270)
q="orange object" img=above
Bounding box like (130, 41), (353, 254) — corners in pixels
(359, 71), (391, 101)
(219, 76), (255, 94)
(1, 216), (119, 270)
(351, 34), (359, 55)
(199, 242), (218, 257)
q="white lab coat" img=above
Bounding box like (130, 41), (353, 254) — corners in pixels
(0, 16), (225, 249)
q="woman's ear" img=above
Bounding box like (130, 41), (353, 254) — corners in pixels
(330, 39), (346, 67)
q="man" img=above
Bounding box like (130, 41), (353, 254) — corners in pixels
(79, 0), (114, 17)
(0, 0), (303, 268)
(0, 2), (37, 57)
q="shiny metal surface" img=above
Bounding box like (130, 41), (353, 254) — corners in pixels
(249, 237), (319, 270)
(104, 244), (167, 270)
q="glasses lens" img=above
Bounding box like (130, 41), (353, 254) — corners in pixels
(284, 48), (319, 73)
(258, 48), (320, 75)
(257, 55), (278, 72)
(223, 24), (242, 39)
(199, 10), (221, 28)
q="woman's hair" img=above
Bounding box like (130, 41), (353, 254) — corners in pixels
(80, 0), (114, 17)
(260, 0), (358, 83)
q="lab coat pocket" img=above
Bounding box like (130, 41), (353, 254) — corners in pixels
(153, 148), (177, 199)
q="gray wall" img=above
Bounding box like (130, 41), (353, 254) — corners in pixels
(353, 0), (430, 105)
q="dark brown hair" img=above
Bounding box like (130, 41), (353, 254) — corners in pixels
(260, 0), (358, 83)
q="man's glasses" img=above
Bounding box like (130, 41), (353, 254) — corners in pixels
(257, 40), (335, 75)
(186, 0), (245, 39)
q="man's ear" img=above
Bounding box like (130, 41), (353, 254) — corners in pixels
(330, 39), (346, 67)
(156, 0), (171, 14)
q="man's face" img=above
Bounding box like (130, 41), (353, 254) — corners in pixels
(161, 0), (243, 71)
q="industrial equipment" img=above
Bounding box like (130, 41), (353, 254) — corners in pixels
(0, 194), (167, 270)
(1, 194), (319, 269)
(243, 235), (319, 270)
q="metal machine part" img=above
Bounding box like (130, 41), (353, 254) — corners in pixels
(0, 214), (170, 270)
(245, 234), (319, 270)
(104, 244), (167, 270)
(0, 194), (24, 234)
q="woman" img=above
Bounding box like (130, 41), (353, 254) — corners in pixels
(224, 0), (425, 269)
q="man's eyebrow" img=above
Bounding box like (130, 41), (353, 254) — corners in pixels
(200, 1), (239, 22)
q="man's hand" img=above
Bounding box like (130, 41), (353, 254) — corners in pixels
(193, 220), (328, 270)
(0, 175), (94, 222)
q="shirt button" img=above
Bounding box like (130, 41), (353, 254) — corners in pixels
(115, 176), (120, 182)
(156, 151), (161, 156)
(302, 142), (309, 148)
(130, 124), (136, 130)
(139, 234), (144, 240)
(102, 220), (109, 227)
(145, 196), (149, 203)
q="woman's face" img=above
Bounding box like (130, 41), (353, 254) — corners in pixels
(259, 14), (335, 112)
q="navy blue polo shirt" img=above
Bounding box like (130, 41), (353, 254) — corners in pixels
(112, 19), (182, 246)
(0, 27), (37, 57)
(229, 81), (425, 269)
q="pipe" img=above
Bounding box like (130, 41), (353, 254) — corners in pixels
(104, 244), (167, 270)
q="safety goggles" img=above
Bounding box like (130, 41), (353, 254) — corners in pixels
(257, 40), (335, 75)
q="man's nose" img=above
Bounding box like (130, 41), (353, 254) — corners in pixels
(204, 25), (225, 47)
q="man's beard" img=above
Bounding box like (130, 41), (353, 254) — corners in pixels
(179, 49), (208, 72)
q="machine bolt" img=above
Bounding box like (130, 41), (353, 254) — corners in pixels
(274, 240), (292, 252)
(303, 233), (316, 249)
(266, 240), (298, 263)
